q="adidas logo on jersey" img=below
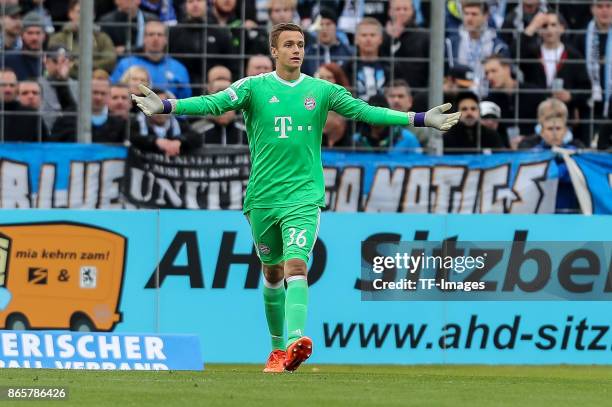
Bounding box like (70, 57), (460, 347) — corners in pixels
(269, 96), (280, 103)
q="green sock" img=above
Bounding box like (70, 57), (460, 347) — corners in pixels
(263, 283), (286, 350)
(285, 277), (308, 346)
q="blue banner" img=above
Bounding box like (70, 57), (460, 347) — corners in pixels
(322, 151), (559, 213)
(0, 210), (610, 365)
(0, 331), (202, 370)
(0, 143), (126, 209)
(572, 153), (612, 214)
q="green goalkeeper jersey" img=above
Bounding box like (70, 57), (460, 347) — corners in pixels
(175, 72), (410, 213)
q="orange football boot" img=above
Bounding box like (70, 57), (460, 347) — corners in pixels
(263, 349), (286, 373)
(284, 336), (313, 372)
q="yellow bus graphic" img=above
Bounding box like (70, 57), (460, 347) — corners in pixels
(0, 222), (127, 331)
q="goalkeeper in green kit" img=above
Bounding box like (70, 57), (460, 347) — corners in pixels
(132, 23), (460, 373)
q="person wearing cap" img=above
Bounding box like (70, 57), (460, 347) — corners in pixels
(411, 64), (476, 112)
(479, 100), (509, 146)
(39, 45), (79, 130)
(303, 6), (353, 76)
(48, 0), (117, 79)
(4, 11), (46, 80)
(0, 4), (22, 50)
(443, 91), (504, 153)
(479, 100), (501, 131)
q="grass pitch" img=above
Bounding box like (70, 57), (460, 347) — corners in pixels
(1, 365), (610, 407)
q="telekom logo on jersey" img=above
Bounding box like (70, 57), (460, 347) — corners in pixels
(274, 116), (313, 139)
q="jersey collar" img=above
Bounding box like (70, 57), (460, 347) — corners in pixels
(272, 71), (305, 87)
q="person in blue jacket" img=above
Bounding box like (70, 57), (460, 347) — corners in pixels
(111, 20), (191, 99)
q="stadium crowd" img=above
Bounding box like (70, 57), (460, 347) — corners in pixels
(0, 0), (612, 152)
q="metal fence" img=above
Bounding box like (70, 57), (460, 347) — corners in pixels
(0, 0), (611, 152)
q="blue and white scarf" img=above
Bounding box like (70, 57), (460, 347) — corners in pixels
(585, 20), (612, 117)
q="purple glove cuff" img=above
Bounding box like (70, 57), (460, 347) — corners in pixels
(414, 112), (426, 127)
(161, 99), (173, 114)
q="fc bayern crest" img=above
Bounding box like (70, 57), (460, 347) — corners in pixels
(304, 97), (316, 111)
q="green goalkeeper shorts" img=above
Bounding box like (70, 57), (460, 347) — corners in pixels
(245, 204), (321, 265)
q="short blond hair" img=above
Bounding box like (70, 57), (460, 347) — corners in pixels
(120, 66), (151, 86)
(357, 17), (383, 34)
(537, 98), (568, 123)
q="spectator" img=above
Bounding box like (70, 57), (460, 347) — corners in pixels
(246, 54), (273, 76)
(109, 84), (132, 120)
(50, 76), (127, 143)
(385, 79), (425, 146)
(17, 79), (42, 109)
(130, 89), (202, 155)
(119, 65), (152, 96)
(20, 0), (54, 34)
(479, 100), (505, 144)
(519, 98), (584, 149)
(443, 91), (504, 153)
(4, 11), (46, 80)
(445, 1), (510, 89)
(314, 62), (351, 147)
(345, 17), (389, 101)
(189, 79), (247, 144)
(303, 7), (353, 75)
(0, 68), (48, 141)
(314, 62), (350, 89)
(99, 0), (158, 55)
(383, 0), (429, 89)
(501, 0), (547, 52)
(598, 125), (612, 149)
(322, 111), (349, 148)
(169, 0), (236, 89)
(483, 54), (543, 138)
(207, 0), (267, 71)
(573, 0), (612, 121)
(111, 21), (192, 99)
(519, 11), (591, 145)
(523, 99), (583, 211)
(353, 94), (421, 151)
(39, 45), (79, 130)
(207, 65), (232, 93)
(413, 64), (477, 112)
(267, 0), (297, 26)
(48, 0), (117, 78)
(559, 1), (593, 31)
(140, 0), (178, 25)
(0, 4), (22, 50)
(249, 0), (302, 57)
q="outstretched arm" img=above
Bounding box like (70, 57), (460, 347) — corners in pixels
(329, 84), (460, 131)
(132, 80), (251, 116)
